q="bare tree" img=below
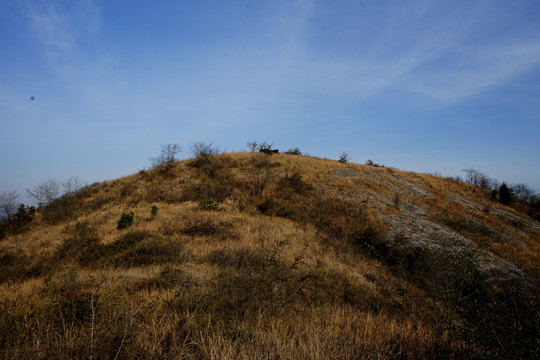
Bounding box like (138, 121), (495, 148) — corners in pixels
(61, 176), (85, 196)
(149, 144), (182, 169)
(0, 191), (19, 221)
(258, 141), (274, 152)
(250, 153), (276, 197)
(247, 140), (259, 152)
(512, 183), (534, 203)
(190, 141), (220, 159)
(462, 168), (492, 189)
(338, 152), (350, 163)
(246, 141), (275, 153)
(26, 179), (60, 207)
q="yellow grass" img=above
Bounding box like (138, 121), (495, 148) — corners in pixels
(0, 152), (537, 359)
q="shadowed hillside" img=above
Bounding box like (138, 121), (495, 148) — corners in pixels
(1, 152), (538, 359)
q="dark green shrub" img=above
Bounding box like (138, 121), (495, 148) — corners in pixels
(499, 182), (511, 205)
(151, 205), (158, 217)
(117, 211), (134, 230)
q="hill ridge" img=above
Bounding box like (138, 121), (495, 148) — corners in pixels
(1, 152), (538, 359)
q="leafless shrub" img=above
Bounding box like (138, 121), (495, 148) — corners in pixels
(249, 153), (277, 197)
(246, 140), (278, 153)
(0, 191), (19, 221)
(26, 179), (60, 207)
(462, 168), (493, 189)
(285, 147), (302, 155)
(149, 143), (181, 169)
(246, 140), (259, 152)
(512, 183), (535, 203)
(61, 176), (85, 196)
(190, 141), (220, 159)
(338, 152), (350, 163)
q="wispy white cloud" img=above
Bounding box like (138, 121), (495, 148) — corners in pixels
(23, 0), (101, 59)
(400, 39), (540, 102)
(21, 1), (127, 115)
(25, 1), (75, 55)
(283, 0), (540, 103)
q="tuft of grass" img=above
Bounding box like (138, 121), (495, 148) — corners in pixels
(181, 213), (237, 240)
(0, 151), (538, 359)
(114, 237), (183, 267)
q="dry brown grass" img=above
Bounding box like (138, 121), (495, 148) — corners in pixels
(0, 152), (538, 359)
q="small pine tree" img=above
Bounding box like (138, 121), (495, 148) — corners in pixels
(499, 183), (511, 205)
(117, 211), (134, 229)
(151, 205), (158, 218)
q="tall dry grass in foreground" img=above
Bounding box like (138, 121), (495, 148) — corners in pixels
(0, 152), (538, 359)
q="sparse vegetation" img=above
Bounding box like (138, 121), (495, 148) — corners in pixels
(249, 153), (277, 197)
(284, 147), (302, 155)
(338, 151), (350, 163)
(0, 204), (36, 237)
(0, 148), (538, 359)
(149, 143), (181, 169)
(26, 179), (60, 207)
(0, 191), (19, 221)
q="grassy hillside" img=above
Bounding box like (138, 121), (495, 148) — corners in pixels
(1, 152), (538, 359)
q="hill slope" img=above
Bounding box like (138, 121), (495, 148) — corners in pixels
(1, 152), (538, 359)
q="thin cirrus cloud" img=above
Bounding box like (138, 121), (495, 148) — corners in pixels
(24, 0), (100, 57)
(19, 0), (540, 105)
(19, 0), (311, 122)
(398, 40), (540, 102)
(292, 0), (540, 104)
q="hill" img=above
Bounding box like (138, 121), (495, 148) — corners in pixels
(1, 152), (538, 359)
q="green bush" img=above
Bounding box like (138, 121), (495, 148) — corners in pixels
(117, 211), (134, 230)
(499, 182), (511, 205)
(151, 205), (158, 218)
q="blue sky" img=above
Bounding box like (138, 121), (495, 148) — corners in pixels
(1, 0), (540, 201)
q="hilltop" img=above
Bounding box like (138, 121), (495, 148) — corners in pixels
(1, 151), (538, 359)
